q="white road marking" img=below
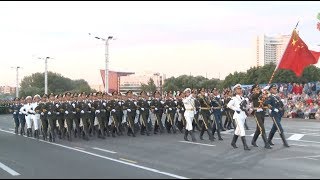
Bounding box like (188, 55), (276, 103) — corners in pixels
(249, 133), (254, 137)
(300, 129), (319, 132)
(221, 130), (233, 134)
(276, 154), (320, 161)
(304, 157), (318, 161)
(74, 147), (85, 150)
(92, 147), (117, 154)
(0, 128), (188, 179)
(0, 162), (20, 176)
(178, 141), (216, 147)
(119, 158), (137, 164)
(290, 144), (308, 147)
(287, 134), (304, 141)
(9, 128), (15, 131)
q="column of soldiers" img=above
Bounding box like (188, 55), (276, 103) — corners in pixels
(8, 84), (289, 150)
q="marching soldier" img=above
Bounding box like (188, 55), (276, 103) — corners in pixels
(38, 94), (49, 140)
(47, 93), (57, 142)
(164, 91), (178, 133)
(227, 84), (250, 150)
(182, 88), (196, 142)
(223, 90), (235, 130)
(10, 97), (21, 134)
(150, 90), (165, 134)
(250, 84), (272, 149)
(94, 92), (106, 139)
(138, 91), (151, 136)
(198, 88), (214, 141)
(18, 97), (26, 135)
(176, 92), (186, 133)
(123, 90), (136, 137)
(265, 84), (290, 147)
(73, 93), (82, 139)
(192, 89), (201, 132)
(63, 92), (75, 141)
(210, 88), (223, 140)
(20, 96), (33, 137)
(110, 91), (122, 137)
(88, 93), (96, 137)
(55, 94), (65, 139)
(79, 92), (90, 140)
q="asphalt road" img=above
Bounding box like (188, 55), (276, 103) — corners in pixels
(0, 114), (320, 179)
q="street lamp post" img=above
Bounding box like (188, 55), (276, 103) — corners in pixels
(36, 56), (52, 94)
(11, 66), (21, 97)
(89, 33), (115, 93)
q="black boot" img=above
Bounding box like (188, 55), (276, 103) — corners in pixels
(199, 129), (204, 140)
(189, 130), (196, 142)
(267, 132), (275, 145)
(20, 128), (23, 136)
(184, 130), (189, 141)
(217, 129), (223, 140)
(241, 136), (250, 151)
(251, 132), (259, 147)
(261, 134), (272, 149)
(26, 128), (30, 137)
(280, 133), (290, 147)
(207, 130), (214, 141)
(15, 127), (18, 134)
(231, 134), (238, 148)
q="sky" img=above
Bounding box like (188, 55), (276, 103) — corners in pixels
(0, 1), (320, 87)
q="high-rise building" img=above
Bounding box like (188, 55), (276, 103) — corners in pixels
(255, 34), (291, 67)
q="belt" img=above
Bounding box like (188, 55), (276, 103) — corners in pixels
(185, 108), (195, 111)
(200, 107), (210, 110)
(212, 107), (221, 109)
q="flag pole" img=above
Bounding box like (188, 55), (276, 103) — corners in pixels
(267, 20), (300, 85)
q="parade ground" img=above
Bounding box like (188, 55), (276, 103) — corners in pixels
(0, 114), (320, 179)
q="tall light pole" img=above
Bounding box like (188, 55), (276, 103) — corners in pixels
(89, 33), (115, 93)
(11, 66), (21, 97)
(36, 56), (53, 94)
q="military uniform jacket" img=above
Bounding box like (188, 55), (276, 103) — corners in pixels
(10, 104), (21, 119)
(211, 96), (223, 112)
(63, 101), (75, 119)
(123, 99), (136, 118)
(110, 99), (121, 116)
(176, 99), (185, 114)
(150, 98), (164, 115)
(264, 94), (284, 116)
(36, 102), (47, 120)
(137, 98), (149, 116)
(164, 98), (176, 114)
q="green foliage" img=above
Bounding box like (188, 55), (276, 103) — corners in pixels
(19, 71), (93, 97)
(163, 64), (320, 90)
(141, 78), (157, 93)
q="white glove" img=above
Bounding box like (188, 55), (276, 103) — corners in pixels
(95, 110), (100, 114)
(40, 112), (44, 115)
(177, 109), (180, 113)
(73, 112), (76, 114)
(118, 102), (122, 105)
(88, 103), (91, 108)
(169, 108), (172, 111)
(103, 102), (106, 106)
(174, 101), (177, 105)
(194, 111), (197, 115)
(257, 108), (263, 112)
(13, 112), (16, 114)
(141, 108), (144, 111)
(19, 112), (22, 114)
(160, 101), (165, 104)
(155, 108), (158, 111)
(112, 109), (116, 112)
(56, 112), (60, 115)
(147, 101), (151, 105)
(134, 102), (137, 106)
(56, 104), (59, 108)
(81, 110), (85, 114)
(65, 111), (69, 115)
(221, 109), (223, 112)
(274, 108), (279, 112)
(127, 109), (131, 112)
(181, 108), (184, 111)
(48, 112), (51, 115)
(72, 103), (75, 108)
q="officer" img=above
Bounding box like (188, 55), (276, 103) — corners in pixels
(192, 89), (202, 132)
(94, 92), (106, 139)
(110, 91), (122, 137)
(20, 96), (33, 137)
(250, 84), (272, 149)
(63, 92), (75, 141)
(227, 84), (250, 150)
(223, 90), (235, 130)
(47, 93), (57, 142)
(211, 88), (223, 140)
(79, 92), (90, 140)
(265, 84), (290, 147)
(176, 92), (186, 133)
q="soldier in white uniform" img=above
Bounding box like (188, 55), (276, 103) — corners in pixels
(182, 88), (196, 142)
(31, 94), (41, 139)
(227, 84), (250, 150)
(20, 96), (33, 137)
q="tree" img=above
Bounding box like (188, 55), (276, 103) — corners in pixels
(140, 78), (157, 93)
(19, 71), (93, 97)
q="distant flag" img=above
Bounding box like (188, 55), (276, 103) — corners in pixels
(277, 30), (320, 77)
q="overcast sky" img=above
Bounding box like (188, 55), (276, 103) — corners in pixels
(0, 1), (319, 87)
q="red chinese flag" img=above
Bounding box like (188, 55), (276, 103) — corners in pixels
(278, 30), (319, 76)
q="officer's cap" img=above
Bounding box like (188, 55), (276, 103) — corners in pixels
(26, 96), (32, 100)
(33, 94), (41, 99)
(126, 90), (133, 94)
(14, 97), (20, 101)
(140, 90), (147, 95)
(42, 94), (48, 98)
(65, 92), (71, 96)
(154, 90), (160, 95)
(183, 88), (191, 93)
(232, 84), (242, 91)
(251, 84), (259, 93)
(111, 91), (118, 95)
(49, 93), (55, 97)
